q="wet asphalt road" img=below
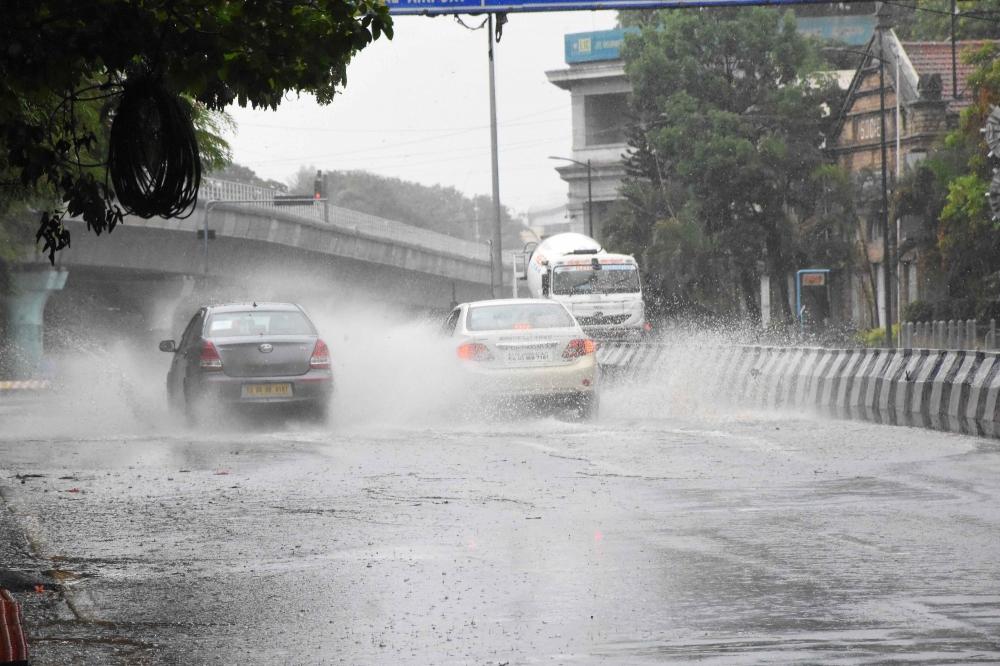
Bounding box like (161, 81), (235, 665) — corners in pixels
(2, 385), (1000, 664)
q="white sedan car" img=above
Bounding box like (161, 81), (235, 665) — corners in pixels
(442, 298), (599, 418)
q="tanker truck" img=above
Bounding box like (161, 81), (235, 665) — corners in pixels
(516, 233), (646, 338)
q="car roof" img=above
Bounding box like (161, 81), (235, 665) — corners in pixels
(206, 302), (303, 314)
(462, 298), (564, 308)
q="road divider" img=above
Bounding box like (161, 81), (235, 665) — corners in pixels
(598, 342), (1000, 437)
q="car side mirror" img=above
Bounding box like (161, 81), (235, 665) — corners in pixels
(541, 272), (550, 297)
(159, 339), (177, 353)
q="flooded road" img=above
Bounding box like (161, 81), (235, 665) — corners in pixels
(2, 385), (1000, 664)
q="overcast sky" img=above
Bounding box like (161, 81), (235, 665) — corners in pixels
(224, 10), (618, 214)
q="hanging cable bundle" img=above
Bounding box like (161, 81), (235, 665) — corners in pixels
(108, 73), (201, 219)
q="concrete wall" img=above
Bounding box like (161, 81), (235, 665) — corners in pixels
(600, 343), (1000, 438)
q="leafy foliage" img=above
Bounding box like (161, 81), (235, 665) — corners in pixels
(900, 43), (1000, 312)
(0, 1), (392, 267)
(893, 1), (1000, 41)
(608, 8), (851, 320)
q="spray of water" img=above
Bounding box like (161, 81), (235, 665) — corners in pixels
(1, 277), (802, 444)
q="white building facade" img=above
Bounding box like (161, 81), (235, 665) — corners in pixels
(545, 29), (634, 242)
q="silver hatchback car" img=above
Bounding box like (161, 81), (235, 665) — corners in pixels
(160, 303), (333, 421)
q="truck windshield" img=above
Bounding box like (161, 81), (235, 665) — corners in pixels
(553, 265), (640, 295)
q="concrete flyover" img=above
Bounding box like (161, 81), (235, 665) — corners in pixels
(2, 178), (491, 378)
(55, 177), (492, 307)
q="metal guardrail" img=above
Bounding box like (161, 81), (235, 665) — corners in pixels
(199, 177), (490, 261)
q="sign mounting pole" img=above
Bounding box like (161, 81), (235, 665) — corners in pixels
(488, 13), (503, 299)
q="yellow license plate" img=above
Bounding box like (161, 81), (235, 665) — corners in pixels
(242, 383), (292, 398)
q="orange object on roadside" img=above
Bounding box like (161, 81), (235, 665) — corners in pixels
(0, 588), (30, 663)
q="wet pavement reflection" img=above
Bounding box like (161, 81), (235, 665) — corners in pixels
(2, 386), (1000, 664)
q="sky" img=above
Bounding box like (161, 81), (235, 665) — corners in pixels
(223, 10), (618, 215)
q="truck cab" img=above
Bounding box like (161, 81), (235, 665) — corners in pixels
(518, 233), (645, 338)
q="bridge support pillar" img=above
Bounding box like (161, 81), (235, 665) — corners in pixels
(1, 266), (69, 378)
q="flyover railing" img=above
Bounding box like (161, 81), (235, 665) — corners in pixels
(199, 177), (490, 261)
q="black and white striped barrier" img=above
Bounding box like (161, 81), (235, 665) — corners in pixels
(598, 343), (1000, 437)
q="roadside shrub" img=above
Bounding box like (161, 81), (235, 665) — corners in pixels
(976, 299), (1000, 324)
(861, 324), (899, 347)
(932, 300), (954, 320)
(902, 300), (934, 322)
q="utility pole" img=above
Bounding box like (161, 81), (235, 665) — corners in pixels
(487, 14), (504, 298)
(951, 0), (958, 99)
(877, 2), (893, 348)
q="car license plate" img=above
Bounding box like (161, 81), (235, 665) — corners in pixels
(242, 383), (292, 398)
(507, 350), (551, 363)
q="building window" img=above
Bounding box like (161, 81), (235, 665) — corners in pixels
(585, 93), (627, 146)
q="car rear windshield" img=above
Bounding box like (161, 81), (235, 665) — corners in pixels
(466, 303), (576, 331)
(205, 311), (315, 337)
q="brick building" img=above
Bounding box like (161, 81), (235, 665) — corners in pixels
(829, 26), (992, 327)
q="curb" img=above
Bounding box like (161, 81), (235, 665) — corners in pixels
(0, 588), (29, 665)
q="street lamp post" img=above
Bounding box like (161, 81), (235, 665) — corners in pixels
(549, 156), (593, 238)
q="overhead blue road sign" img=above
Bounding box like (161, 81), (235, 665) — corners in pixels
(386, 0), (839, 16)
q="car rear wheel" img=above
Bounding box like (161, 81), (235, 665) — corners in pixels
(182, 381), (203, 426)
(305, 400), (330, 424)
(575, 393), (599, 421)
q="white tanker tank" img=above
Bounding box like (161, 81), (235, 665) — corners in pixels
(518, 233), (645, 337)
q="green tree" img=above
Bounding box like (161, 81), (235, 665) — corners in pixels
(209, 162), (288, 193)
(1, 1), (392, 267)
(895, 43), (1000, 316)
(893, 1), (1000, 41)
(609, 8), (848, 320)
(286, 166), (527, 248)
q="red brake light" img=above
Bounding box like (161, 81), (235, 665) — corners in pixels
(199, 340), (223, 371)
(563, 338), (596, 359)
(457, 342), (492, 362)
(310, 339), (331, 369)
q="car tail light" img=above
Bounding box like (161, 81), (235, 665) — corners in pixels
(199, 340), (223, 371)
(457, 342), (492, 361)
(563, 338), (596, 359)
(310, 339), (331, 369)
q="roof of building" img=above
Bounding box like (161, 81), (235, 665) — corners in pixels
(901, 40), (995, 113)
(831, 34), (997, 146)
